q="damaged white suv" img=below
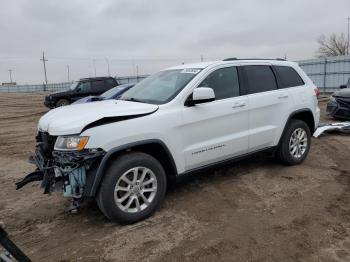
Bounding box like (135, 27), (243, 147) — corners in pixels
(17, 59), (320, 224)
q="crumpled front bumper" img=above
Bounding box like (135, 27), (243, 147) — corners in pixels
(16, 147), (105, 197)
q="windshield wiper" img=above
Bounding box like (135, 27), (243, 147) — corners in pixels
(121, 97), (144, 103)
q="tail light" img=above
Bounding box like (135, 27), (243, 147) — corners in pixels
(314, 87), (320, 97)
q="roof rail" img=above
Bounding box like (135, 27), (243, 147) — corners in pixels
(223, 58), (286, 61)
(222, 58), (238, 61)
(80, 76), (114, 81)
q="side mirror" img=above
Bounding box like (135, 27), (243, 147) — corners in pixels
(187, 87), (215, 106)
(339, 85), (347, 89)
(76, 87), (82, 92)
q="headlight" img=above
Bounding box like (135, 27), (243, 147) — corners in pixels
(329, 96), (336, 103)
(54, 136), (89, 151)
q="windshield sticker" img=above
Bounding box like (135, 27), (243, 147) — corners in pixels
(181, 68), (201, 74)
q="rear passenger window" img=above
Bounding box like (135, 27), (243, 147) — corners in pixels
(244, 65), (277, 94)
(199, 67), (240, 100)
(274, 66), (304, 88)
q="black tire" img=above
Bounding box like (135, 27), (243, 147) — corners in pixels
(276, 119), (311, 165)
(96, 152), (167, 224)
(56, 99), (70, 107)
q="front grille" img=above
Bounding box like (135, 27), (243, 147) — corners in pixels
(336, 97), (350, 108)
(36, 131), (57, 158)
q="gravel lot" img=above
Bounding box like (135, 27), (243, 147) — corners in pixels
(1, 93), (350, 262)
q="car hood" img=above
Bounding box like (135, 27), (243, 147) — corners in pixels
(72, 96), (95, 105)
(334, 88), (350, 98)
(47, 90), (72, 97)
(38, 100), (158, 135)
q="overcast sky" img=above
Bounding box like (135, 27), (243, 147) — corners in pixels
(0, 0), (349, 84)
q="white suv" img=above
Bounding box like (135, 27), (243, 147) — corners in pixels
(17, 59), (320, 224)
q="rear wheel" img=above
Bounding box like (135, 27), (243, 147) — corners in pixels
(97, 152), (167, 224)
(276, 119), (311, 165)
(56, 99), (70, 107)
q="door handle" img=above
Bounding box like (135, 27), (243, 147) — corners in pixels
(278, 94), (288, 99)
(232, 102), (246, 108)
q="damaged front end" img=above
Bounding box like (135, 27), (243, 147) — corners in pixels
(16, 131), (105, 210)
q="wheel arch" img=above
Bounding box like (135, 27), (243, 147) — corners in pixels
(278, 109), (315, 146)
(85, 139), (178, 197)
(55, 97), (71, 106)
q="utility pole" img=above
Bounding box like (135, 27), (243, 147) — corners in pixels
(8, 69), (13, 83)
(93, 59), (97, 77)
(40, 52), (48, 90)
(200, 55), (204, 62)
(67, 65), (70, 82)
(105, 58), (110, 76)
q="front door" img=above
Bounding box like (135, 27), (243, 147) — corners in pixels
(181, 66), (249, 171)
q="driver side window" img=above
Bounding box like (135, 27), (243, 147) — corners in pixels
(199, 67), (240, 100)
(79, 82), (91, 92)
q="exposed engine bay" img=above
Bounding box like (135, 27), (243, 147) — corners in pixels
(16, 131), (104, 211)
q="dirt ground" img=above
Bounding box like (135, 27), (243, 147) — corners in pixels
(1, 94), (350, 262)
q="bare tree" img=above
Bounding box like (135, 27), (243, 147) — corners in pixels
(316, 33), (349, 57)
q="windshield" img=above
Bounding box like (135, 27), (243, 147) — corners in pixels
(101, 86), (121, 98)
(120, 69), (201, 104)
(69, 82), (79, 90)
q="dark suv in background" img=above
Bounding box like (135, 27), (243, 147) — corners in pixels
(44, 77), (119, 108)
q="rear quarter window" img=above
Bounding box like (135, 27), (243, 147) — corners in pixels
(274, 66), (304, 88)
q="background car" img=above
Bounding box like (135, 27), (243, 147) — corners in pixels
(326, 85), (350, 120)
(44, 76), (119, 108)
(339, 77), (350, 89)
(72, 83), (135, 105)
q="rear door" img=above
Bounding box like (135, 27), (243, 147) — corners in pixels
(181, 66), (249, 171)
(104, 78), (117, 92)
(91, 80), (106, 95)
(242, 64), (293, 151)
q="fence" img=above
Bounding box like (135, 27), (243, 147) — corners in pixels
(116, 75), (148, 85)
(0, 82), (72, 93)
(2, 56), (350, 93)
(0, 75), (149, 93)
(297, 55), (350, 92)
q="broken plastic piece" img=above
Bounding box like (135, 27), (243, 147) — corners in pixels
(15, 170), (43, 190)
(313, 122), (350, 138)
(0, 226), (31, 262)
(65, 198), (83, 214)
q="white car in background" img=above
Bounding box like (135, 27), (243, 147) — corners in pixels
(17, 58), (320, 224)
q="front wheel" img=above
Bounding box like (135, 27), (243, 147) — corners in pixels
(56, 99), (70, 107)
(97, 152), (167, 224)
(276, 119), (311, 165)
